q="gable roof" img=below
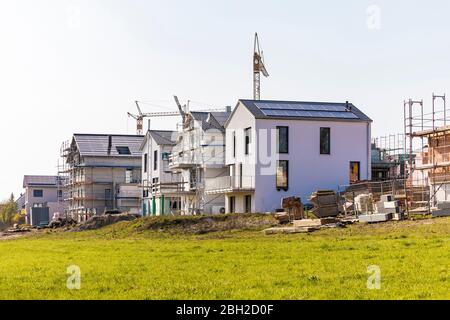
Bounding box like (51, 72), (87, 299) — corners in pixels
(72, 134), (144, 157)
(23, 175), (58, 188)
(226, 99), (372, 126)
(190, 111), (232, 131)
(140, 130), (177, 150)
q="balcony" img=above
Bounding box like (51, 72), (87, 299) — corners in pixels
(205, 176), (255, 194)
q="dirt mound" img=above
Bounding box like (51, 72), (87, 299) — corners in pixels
(130, 213), (279, 234)
(73, 213), (140, 231)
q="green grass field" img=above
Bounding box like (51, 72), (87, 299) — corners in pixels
(0, 216), (449, 300)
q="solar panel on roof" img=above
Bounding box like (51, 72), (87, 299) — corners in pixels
(254, 102), (358, 119)
(260, 109), (358, 119)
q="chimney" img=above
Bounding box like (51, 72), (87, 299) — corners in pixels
(107, 135), (112, 155)
(226, 106), (232, 112)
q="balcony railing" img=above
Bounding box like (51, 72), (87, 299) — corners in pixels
(205, 176), (255, 193)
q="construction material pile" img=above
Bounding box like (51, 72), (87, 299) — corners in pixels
(359, 194), (403, 222)
(432, 201), (450, 217)
(275, 197), (304, 223)
(309, 190), (339, 217)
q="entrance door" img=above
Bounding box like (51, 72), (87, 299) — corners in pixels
(350, 161), (360, 184)
(229, 196), (235, 213)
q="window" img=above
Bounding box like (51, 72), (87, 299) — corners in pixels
(58, 190), (63, 198)
(126, 169), (133, 183)
(153, 150), (158, 171)
(33, 190), (43, 198)
(232, 131), (236, 158)
(350, 161), (360, 184)
(245, 195), (252, 213)
(229, 196), (235, 213)
(244, 127), (251, 155)
(116, 146), (131, 155)
(144, 153), (148, 173)
(276, 126), (289, 153)
(276, 160), (289, 191)
(320, 127), (331, 155)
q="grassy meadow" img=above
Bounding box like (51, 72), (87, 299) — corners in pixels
(0, 216), (449, 300)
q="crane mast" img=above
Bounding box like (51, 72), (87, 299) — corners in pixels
(253, 33), (269, 100)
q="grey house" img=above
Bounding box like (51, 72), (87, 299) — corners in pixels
(60, 134), (144, 221)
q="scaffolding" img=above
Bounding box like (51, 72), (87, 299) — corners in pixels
(403, 93), (448, 214)
(372, 133), (406, 180)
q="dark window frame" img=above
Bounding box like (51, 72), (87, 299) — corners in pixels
(245, 195), (251, 213)
(276, 160), (289, 191)
(244, 127), (251, 155)
(320, 127), (331, 155)
(350, 161), (361, 184)
(116, 146), (131, 155)
(33, 189), (43, 198)
(144, 153), (148, 173)
(229, 196), (236, 213)
(232, 131), (236, 158)
(153, 150), (158, 171)
(276, 126), (289, 154)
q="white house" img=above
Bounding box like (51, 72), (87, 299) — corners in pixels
(22, 175), (64, 226)
(168, 110), (231, 215)
(140, 130), (182, 216)
(205, 99), (372, 213)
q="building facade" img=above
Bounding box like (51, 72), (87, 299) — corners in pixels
(205, 99), (372, 213)
(22, 175), (64, 226)
(60, 134), (143, 220)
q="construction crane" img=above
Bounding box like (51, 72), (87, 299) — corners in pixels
(253, 33), (269, 100)
(127, 96), (227, 135)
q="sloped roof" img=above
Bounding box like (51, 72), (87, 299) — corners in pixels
(190, 111), (231, 131)
(23, 175), (58, 188)
(149, 130), (177, 146)
(230, 100), (372, 125)
(73, 134), (144, 157)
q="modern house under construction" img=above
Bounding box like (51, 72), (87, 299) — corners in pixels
(59, 134), (144, 220)
(140, 108), (232, 215)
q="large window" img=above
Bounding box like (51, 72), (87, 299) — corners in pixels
(320, 127), (331, 155)
(153, 150), (158, 171)
(276, 126), (289, 153)
(33, 190), (43, 198)
(244, 127), (251, 155)
(350, 161), (360, 184)
(276, 160), (289, 191)
(144, 153), (148, 173)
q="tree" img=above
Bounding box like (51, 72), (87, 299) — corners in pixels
(0, 193), (17, 225)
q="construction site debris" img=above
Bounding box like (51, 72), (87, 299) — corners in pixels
(309, 190), (339, 217)
(263, 226), (319, 235)
(293, 218), (339, 228)
(354, 194), (374, 214)
(48, 217), (78, 229)
(281, 197), (304, 220)
(359, 213), (392, 223)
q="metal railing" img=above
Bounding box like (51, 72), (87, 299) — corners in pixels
(205, 176), (255, 192)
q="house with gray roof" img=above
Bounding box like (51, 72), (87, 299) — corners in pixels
(60, 133), (144, 220)
(205, 99), (372, 213)
(21, 175), (64, 226)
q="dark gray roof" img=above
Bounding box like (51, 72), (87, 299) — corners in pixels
(149, 130), (177, 146)
(73, 134), (144, 157)
(23, 175), (58, 188)
(190, 111), (231, 131)
(235, 99), (372, 123)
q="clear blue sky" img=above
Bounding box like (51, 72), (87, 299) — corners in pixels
(1, 0), (450, 199)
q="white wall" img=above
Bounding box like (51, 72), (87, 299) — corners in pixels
(253, 118), (370, 212)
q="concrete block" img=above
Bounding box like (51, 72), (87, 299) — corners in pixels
(384, 201), (400, 209)
(432, 208), (450, 217)
(359, 213), (392, 223)
(437, 201), (450, 210)
(391, 213), (404, 221)
(380, 194), (394, 202)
